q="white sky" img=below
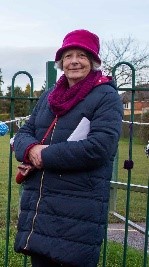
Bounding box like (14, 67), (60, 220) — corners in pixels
(0, 0), (149, 91)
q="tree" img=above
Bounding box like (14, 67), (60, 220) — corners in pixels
(0, 68), (4, 114)
(5, 86), (29, 116)
(0, 68), (4, 95)
(101, 37), (149, 88)
(25, 83), (31, 96)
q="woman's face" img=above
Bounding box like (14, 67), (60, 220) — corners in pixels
(62, 49), (91, 87)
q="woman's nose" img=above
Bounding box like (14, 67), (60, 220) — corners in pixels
(70, 55), (79, 63)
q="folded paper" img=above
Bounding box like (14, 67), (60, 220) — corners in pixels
(67, 117), (90, 141)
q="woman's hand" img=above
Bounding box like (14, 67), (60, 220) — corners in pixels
(17, 164), (34, 176)
(28, 144), (49, 169)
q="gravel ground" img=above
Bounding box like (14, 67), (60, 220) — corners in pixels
(107, 223), (148, 251)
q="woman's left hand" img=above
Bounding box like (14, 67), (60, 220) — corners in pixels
(28, 144), (49, 169)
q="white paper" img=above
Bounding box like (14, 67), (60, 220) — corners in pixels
(67, 117), (90, 141)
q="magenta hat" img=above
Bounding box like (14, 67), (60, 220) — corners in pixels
(55, 29), (101, 64)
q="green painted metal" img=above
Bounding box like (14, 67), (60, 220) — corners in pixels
(3, 66), (57, 267)
(4, 71), (34, 267)
(46, 61), (57, 90)
(4, 140), (13, 267)
(110, 150), (119, 211)
(113, 61), (136, 267)
(143, 176), (149, 267)
(102, 221), (108, 267)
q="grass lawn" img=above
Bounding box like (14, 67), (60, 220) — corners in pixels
(0, 229), (145, 267)
(116, 138), (149, 223)
(0, 135), (148, 266)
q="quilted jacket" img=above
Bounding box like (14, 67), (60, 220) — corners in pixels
(14, 82), (123, 266)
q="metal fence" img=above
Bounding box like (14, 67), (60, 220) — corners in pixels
(0, 61), (149, 266)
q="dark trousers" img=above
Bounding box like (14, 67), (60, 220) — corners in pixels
(31, 254), (74, 267)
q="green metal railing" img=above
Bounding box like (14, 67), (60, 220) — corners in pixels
(113, 62), (136, 266)
(111, 62), (149, 267)
(0, 61), (149, 266)
(5, 71), (34, 267)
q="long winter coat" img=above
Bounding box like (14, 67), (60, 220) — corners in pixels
(14, 82), (123, 267)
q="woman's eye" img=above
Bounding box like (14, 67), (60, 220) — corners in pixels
(64, 54), (71, 59)
(79, 54), (87, 58)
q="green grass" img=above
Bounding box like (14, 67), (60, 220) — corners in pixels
(0, 228), (146, 267)
(0, 230), (145, 267)
(0, 135), (148, 266)
(115, 138), (149, 223)
(98, 241), (145, 267)
(0, 227), (30, 267)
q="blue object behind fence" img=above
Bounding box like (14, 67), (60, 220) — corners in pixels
(0, 122), (9, 136)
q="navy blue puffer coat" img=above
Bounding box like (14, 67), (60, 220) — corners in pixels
(14, 82), (123, 266)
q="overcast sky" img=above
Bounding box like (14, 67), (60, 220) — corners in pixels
(0, 0), (149, 91)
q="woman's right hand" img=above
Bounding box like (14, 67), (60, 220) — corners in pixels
(28, 144), (49, 169)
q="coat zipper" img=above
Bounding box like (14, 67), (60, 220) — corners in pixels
(50, 117), (57, 145)
(24, 171), (45, 250)
(24, 116), (58, 250)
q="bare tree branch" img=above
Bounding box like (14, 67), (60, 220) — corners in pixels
(100, 37), (149, 88)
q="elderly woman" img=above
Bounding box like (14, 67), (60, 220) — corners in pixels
(14, 29), (123, 267)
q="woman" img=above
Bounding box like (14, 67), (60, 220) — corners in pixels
(14, 29), (123, 267)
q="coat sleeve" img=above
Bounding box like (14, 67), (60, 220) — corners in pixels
(13, 91), (49, 162)
(41, 91), (123, 171)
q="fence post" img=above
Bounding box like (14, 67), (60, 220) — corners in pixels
(46, 61), (57, 89)
(112, 61), (136, 266)
(143, 176), (149, 267)
(4, 71), (34, 267)
(109, 150), (119, 211)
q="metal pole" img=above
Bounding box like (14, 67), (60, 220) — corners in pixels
(143, 176), (149, 267)
(46, 61), (57, 90)
(112, 62), (136, 266)
(4, 71), (33, 267)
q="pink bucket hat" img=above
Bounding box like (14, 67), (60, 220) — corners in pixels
(55, 29), (101, 64)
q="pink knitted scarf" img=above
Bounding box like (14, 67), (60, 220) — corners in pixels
(48, 70), (111, 117)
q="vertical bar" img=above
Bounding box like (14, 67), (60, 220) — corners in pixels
(29, 73), (34, 113)
(4, 80), (15, 267)
(102, 222), (108, 267)
(112, 62), (136, 266)
(122, 66), (135, 267)
(46, 61), (57, 90)
(4, 71), (34, 267)
(110, 150), (119, 211)
(4, 145), (13, 267)
(143, 177), (149, 267)
(23, 255), (27, 267)
(102, 153), (119, 266)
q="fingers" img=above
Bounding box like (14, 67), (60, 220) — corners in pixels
(18, 164), (34, 176)
(30, 155), (43, 169)
(28, 145), (48, 169)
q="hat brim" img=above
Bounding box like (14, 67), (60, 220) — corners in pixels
(55, 43), (101, 64)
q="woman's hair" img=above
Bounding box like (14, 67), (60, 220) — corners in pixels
(54, 51), (101, 71)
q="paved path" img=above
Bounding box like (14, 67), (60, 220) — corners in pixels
(107, 223), (148, 251)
